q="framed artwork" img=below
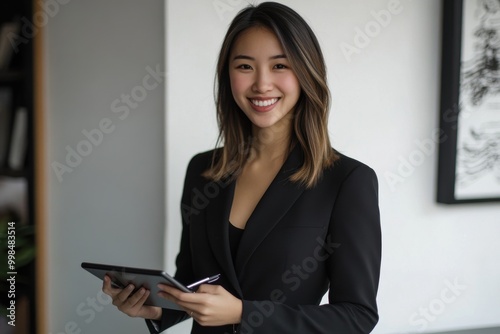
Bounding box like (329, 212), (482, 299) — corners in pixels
(437, 0), (500, 203)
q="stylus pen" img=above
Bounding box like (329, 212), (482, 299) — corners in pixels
(186, 274), (221, 290)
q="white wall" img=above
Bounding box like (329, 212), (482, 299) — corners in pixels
(41, 1), (500, 333)
(165, 1), (500, 334)
(44, 0), (165, 333)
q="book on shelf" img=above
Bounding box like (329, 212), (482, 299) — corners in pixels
(0, 19), (21, 70)
(8, 106), (28, 170)
(0, 87), (13, 167)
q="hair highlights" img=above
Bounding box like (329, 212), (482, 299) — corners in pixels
(204, 2), (337, 188)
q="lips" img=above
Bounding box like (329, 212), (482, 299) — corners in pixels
(249, 97), (280, 112)
(250, 98), (278, 107)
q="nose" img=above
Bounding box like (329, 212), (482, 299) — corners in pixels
(252, 69), (273, 93)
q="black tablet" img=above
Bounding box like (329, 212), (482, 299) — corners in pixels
(81, 262), (191, 310)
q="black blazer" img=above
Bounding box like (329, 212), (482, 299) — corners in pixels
(147, 146), (381, 334)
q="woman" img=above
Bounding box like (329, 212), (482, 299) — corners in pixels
(103, 2), (381, 333)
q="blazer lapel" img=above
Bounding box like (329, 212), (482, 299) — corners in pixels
(235, 145), (305, 279)
(205, 179), (243, 296)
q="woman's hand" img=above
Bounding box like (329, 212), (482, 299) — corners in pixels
(158, 284), (242, 326)
(102, 275), (162, 320)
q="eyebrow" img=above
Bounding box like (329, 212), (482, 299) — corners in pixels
(232, 54), (287, 61)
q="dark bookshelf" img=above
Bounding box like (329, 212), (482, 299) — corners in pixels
(0, 168), (28, 178)
(0, 0), (36, 333)
(0, 71), (24, 83)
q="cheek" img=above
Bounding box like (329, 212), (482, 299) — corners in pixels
(281, 75), (301, 97)
(229, 73), (249, 97)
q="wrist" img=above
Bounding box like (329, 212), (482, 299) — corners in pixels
(232, 299), (243, 324)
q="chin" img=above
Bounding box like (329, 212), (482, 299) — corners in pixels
(246, 115), (276, 128)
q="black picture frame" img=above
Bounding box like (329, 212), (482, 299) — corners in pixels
(437, 0), (500, 204)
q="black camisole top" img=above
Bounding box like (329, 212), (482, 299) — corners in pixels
(228, 222), (244, 263)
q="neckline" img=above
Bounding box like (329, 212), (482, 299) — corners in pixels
(229, 221), (244, 231)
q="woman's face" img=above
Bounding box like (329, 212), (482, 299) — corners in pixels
(229, 27), (301, 132)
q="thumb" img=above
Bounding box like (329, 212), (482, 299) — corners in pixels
(196, 284), (220, 294)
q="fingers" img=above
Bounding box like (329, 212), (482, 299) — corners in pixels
(102, 275), (119, 296)
(157, 284), (187, 307)
(195, 284), (220, 294)
(157, 284), (180, 296)
(158, 284), (224, 315)
(159, 284), (242, 327)
(126, 287), (150, 308)
(118, 284), (134, 303)
(116, 286), (151, 316)
(102, 276), (151, 317)
(158, 284), (201, 314)
(158, 284), (196, 302)
(113, 285), (131, 308)
(158, 283), (220, 301)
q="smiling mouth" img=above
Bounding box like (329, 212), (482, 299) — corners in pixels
(250, 98), (279, 107)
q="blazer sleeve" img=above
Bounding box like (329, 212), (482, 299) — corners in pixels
(145, 156), (201, 333)
(239, 164), (382, 333)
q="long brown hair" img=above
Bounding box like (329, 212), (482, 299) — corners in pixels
(204, 2), (337, 188)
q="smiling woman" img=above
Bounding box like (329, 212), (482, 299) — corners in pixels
(102, 2), (382, 334)
(208, 2), (336, 188)
(228, 27), (300, 133)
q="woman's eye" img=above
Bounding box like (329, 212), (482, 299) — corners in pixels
(237, 64), (252, 70)
(274, 64), (287, 69)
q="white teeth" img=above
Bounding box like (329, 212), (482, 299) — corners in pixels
(251, 98), (278, 107)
